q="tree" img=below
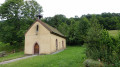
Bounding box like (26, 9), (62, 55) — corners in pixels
(76, 17), (90, 44)
(22, 0), (43, 20)
(85, 16), (120, 66)
(85, 15), (103, 59)
(57, 18), (78, 45)
(0, 0), (42, 47)
(82, 13), (120, 30)
(43, 14), (67, 28)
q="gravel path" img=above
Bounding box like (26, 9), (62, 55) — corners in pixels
(0, 55), (37, 64)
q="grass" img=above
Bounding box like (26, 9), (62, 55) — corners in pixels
(0, 30), (118, 67)
(108, 30), (119, 37)
(0, 52), (24, 62)
(0, 46), (86, 67)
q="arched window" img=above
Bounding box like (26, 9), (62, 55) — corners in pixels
(36, 25), (39, 32)
(62, 41), (64, 48)
(56, 39), (58, 50)
(59, 42), (60, 49)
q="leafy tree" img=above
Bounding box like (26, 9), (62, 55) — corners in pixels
(57, 22), (69, 37)
(0, 0), (42, 47)
(116, 23), (120, 30)
(66, 19), (77, 45)
(43, 14), (67, 28)
(76, 17), (90, 43)
(85, 16), (120, 66)
(68, 17), (90, 45)
(57, 17), (90, 45)
(22, 0), (43, 20)
(82, 13), (120, 30)
(85, 15), (103, 59)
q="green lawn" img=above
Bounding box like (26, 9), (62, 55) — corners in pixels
(0, 52), (24, 62)
(0, 30), (118, 67)
(0, 46), (86, 67)
(108, 30), (119, 37)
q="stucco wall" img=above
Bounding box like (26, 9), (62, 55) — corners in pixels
(50, 34), (66, 53)
(25, 21), (66, 55)
(25, 21), (51, 54)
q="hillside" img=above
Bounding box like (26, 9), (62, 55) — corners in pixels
(108, 30), (119, 37)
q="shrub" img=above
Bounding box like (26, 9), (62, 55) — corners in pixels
(85, 16), (104, 60)
(83, 59), (104, 67)
(0, 42), (22, 53)
(85, 16), (120, 67)
(86, 29), (120, 67)
(0, 42), (10, 52)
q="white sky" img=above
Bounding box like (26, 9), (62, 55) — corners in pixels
(0, 0), (120, 18)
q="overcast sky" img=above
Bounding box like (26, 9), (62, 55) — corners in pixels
(0, 0), (120, 18)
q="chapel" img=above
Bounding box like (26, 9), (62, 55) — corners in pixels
(24, 16), (66, 55)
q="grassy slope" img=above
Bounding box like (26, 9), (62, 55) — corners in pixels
(0, 52), (24, 62)
(0, 46), (86, 67)
(108, 30), (119, 37)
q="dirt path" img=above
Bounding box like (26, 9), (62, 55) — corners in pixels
(0, 55), (37, 64)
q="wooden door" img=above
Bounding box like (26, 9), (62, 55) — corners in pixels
(34, 43), (39, 54)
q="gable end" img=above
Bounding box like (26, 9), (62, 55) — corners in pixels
(25, 19), (66, 39)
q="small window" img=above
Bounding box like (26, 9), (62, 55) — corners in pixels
(36, 25), (39, 32)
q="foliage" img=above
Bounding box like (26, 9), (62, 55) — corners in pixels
(75, 17), (90, 45)
(65, 19), (78, 45)
(0, 0), (42, 47)
(0, 42), (11, 52)
(83, 59), (104, 67)
(0, 0), (24, 20)
(85, 16), (120, 67)
(43, 14), (67, 28)
(43, 13), (120, 45)
(0, 46), (86, 67)
(22, 0), (43, 20)
(0, 42), (23, 53)
(85, 16), (103, 59)
(82, 13), (120, 30)
(44, 15), (90, 45)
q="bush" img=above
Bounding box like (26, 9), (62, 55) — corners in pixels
(0, 42), (23, 53)
(85, 16), (120, 67)
(83, 59), (104, 67)
(0, 42), (11, 52)
(85, 16), (104, 60)
(86, 29), (120, 67)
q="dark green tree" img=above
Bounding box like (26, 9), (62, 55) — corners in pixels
(85, 15), (103, 59)
(43, 14), (67, 28)
(22, 0), (43, 20)
(0, 0), (42, 47)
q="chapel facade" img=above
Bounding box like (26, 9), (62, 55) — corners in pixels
(24, 19), (66, 55)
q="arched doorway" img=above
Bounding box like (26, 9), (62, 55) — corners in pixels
(34, 43), (39, 54)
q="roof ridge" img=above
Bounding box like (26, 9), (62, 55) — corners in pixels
(25, 19), (65, 38)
